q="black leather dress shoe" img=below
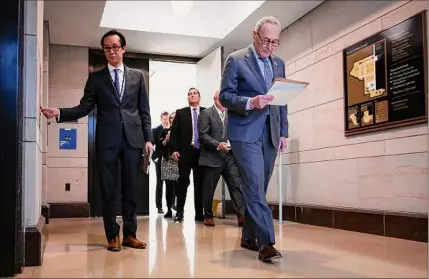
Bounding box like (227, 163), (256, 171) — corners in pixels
(174, 212), (184, 223)
(164, 210), (172, 218)
(258, 245), (282, 262)
(240, 238), (259, 251)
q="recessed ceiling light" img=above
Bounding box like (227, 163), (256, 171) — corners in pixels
(170, 1), (193, 15)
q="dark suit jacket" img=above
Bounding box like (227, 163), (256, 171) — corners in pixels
(197, 105), (229, 168)
(151, 124), (164, 162)
(170, 106), (206, 162)
(219, 45), (288, 149)
(58, 65), (152, 150)
(158, 127), (172, 159)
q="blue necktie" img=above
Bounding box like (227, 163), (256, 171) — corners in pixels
(114, 69), (121, 101)
(262, 58), (272, 115)
(262, 58), (273, 89)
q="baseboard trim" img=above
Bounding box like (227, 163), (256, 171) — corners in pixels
(41, 204), (50, 224)
(24, 215), (46, 266)
(49, 202), (90, 218)
(268, 202), (428, 243)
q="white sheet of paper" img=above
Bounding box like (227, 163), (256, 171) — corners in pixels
(266, 80), (308, 105)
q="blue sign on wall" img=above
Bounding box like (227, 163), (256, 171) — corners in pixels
(59, 128), (77, 150)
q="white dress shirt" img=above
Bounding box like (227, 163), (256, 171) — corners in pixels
(215, 105), (226, 124)
(108, 63), (125, 100)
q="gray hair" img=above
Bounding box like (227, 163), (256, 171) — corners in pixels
(254, 16), (281, 32)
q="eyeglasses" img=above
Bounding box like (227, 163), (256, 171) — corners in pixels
(103, 45), (122, 52)
(257, 32), (280, 47)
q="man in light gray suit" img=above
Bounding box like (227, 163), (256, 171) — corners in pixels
(198, 91), (245, 227)
(219, 16), (288, 262)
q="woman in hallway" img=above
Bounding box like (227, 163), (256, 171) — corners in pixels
(158, 112), (178, 218)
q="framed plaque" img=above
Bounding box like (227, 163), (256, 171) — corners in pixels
(343, 11), (427, 136)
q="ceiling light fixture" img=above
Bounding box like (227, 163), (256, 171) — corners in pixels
(170, 1), (193, 15)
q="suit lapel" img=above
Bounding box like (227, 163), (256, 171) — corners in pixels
(122, 65), (132, 102)
(186, 107), (192, 129)
(270, 56), (279, 80)
(102, 66), (120, 103)
(223, 111), (228, 139)
(211, 106), (223, 131)
(245, 46), (267, 92)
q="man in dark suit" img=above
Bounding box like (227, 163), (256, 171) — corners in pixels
(151, 111), (170, 214)
(40, 30), (153, 252)
(220, 16), (288, 262)
(170, 88), (205, 223)
(198, 91), (245, 227)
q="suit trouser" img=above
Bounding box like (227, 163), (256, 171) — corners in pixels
(177, 147), (204, 217)
(202, 154), (245, 218)
(155, 160), (164, 209)
(96, 131), (142, 242)
(230, 120), (277, 247)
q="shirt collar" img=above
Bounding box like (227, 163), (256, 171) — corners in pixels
(250, 44), (270, 62)
(108, 63), (124, 73)
(214, 104), (225, 115)
(190, 106), (200, 111)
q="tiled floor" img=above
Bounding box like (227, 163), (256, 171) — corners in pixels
(16, 214), (427, 278)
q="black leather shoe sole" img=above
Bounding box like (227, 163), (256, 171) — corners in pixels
(107, 246), (121, 252)
(258, 253), (282, 262)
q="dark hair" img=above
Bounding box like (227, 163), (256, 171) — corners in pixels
(188, 87), (200, 96)
(100, 30), (126, 48)
(160, 111), (169, 118)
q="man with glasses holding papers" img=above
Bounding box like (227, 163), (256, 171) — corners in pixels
(219, 16), (288, 262)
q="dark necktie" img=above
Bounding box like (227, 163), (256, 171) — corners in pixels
(261, 58), (272, 115)
(261, 58), (273, 89)
(114, 69), (121, 101)
(192, 108), (200, 148)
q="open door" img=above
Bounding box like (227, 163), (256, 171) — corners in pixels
(195, 46), (229, 218)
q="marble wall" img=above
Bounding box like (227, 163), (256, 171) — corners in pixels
(42, 21), (49, 206)
(23, 0), (44, 226)
(47, 45), (89, 203)
(268, 0), (428, 214)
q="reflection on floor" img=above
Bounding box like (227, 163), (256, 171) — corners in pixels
(16, 214), (427, 278)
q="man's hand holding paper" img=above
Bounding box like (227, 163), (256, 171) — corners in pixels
(266, 78), (309, 106)
(249, 95), (274, 109)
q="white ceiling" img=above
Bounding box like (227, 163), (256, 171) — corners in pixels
(100, 1), (265, 39)
(44, 0), (324, 59)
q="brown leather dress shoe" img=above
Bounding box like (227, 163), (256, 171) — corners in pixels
(107, 236), (121, 252)
(237, 215), (245, 227)
(258, 245), (282, 262)
(240, 237), (259, 251)
(122, 236), (147, 249)
(204, 218), (215, 226)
